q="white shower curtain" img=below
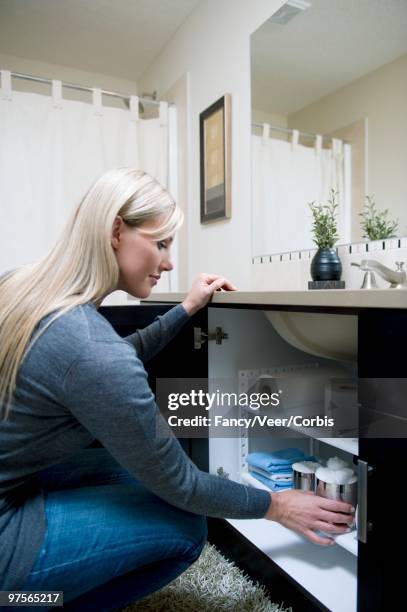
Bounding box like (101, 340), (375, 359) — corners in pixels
(0, 73), (173, 289)
(252, 130), (351, 257)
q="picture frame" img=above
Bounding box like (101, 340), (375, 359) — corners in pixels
(199, 93), (231, 223)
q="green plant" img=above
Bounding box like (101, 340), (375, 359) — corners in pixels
(359, 196), (399, 240)
(308, 189), (339, 249)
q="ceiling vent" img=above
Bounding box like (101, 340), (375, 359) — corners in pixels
(268, 0), (311, 25)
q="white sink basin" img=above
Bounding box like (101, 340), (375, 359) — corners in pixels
(264, 310), (357, 362)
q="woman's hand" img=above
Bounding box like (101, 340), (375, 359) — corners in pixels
(265, 489), (355, 546)
(182, 273), (237, 316)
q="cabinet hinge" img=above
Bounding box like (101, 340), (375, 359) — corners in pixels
(194, 326), (228, 349)
(217, 466), (230, 479)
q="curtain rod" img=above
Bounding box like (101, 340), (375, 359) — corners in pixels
(252, 121), (337, 143)
(5, 71), (174, 107)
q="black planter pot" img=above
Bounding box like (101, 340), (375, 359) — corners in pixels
(310, 247), (342, 281)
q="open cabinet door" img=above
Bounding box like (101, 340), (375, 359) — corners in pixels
(358, 309), (407, 611)
(99, 303), (209, 471)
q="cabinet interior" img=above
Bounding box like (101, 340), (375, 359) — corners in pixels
(208, 307), (358, 612)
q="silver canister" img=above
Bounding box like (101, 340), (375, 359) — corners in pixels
(316, 478), (358, 527)
(293, 470), (315, 491)
(315, 478), (358, 507)
(292, 462), (320, 492)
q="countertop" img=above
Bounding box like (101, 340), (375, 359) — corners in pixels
(137, 289), (407, 309)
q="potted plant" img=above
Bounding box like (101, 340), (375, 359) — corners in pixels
(308, 189), (342, 281)
(359, 195), (399, 241)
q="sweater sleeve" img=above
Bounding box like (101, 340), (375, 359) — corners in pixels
(62, 340), (271, 520)
(124, 304), (190, 364)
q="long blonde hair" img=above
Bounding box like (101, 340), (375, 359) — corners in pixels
(0, 168), (183, 421)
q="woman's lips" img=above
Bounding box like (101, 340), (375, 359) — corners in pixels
(149, 275), (160, 285)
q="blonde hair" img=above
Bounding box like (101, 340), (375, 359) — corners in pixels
(0, 168), (183, 421)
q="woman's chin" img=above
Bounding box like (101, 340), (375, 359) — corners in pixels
(123, 279), (157, 300)
(125, 286), (151, 300)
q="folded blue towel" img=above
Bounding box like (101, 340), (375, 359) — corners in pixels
(249, 466), (293, 482)
(246, 449), (315, 473)
(250, 471), (293, 492)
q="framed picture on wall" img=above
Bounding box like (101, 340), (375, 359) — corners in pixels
(199, 93), (231, 223)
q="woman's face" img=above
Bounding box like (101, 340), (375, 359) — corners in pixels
(111, 215), (174, 298)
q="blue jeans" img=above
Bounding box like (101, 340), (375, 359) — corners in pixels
(19, 448), (207, 611)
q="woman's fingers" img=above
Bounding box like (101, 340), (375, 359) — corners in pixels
(319, 497), (354, 515)
(209, 277), (227, 292)
(216, 279), (237, 291)
(318, 509), (354, 525)
(182, 273), (237, 315)
(207, 276), (237, 291)
(314, 521), (351, 534)
(305, 491), (354, 522)
(264, 489), (355, 547)
(302, 529), (335, 546)
(202, 273), (237, 291)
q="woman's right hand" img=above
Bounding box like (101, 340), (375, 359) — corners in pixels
(264, 489), (355, 546)
(181, 273), (237, 316)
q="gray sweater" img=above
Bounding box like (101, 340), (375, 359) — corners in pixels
(0, 302), (271, 590)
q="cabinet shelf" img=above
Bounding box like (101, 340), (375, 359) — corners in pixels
(334, 529), (358, 556)
(240, 400), (358, 455)
(240, 471), (358, 557)
(227, 516), (357, 612)
(317, 437), (358, 455)
(282, 401), (358, 455)
(286, 420), (358, 455)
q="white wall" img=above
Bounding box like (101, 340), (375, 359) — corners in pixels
(138, 0), (285, 290)
(252, 109), (288, 128)
(252, 109), (289, 143)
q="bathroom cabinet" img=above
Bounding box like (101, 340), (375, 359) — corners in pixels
(100, 292), (407, 612)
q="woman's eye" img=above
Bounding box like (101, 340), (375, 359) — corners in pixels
(157, 241), (167, 250)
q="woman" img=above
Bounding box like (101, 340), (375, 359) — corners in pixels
(0, 168), (354, 611)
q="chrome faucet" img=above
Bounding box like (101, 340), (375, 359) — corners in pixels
(352, 260), (407, 289)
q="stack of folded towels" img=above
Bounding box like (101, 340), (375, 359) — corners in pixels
(246, 448), (317, 491)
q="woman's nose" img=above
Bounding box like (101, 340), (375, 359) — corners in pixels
(160, 256), (173, 272)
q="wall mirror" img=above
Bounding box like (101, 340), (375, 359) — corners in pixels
(251, 0), (407, 258)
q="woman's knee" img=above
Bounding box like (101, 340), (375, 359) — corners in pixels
(180, 513), (207, 563)
(192, 512), (208, 545)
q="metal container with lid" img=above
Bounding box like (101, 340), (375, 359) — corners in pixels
(292, 461), (321, 492)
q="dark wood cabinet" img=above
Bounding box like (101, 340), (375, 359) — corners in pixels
(100, 302), (406, 612)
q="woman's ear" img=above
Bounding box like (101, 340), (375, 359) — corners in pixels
(111, 216), (123, 250)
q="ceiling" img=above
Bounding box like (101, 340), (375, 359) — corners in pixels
(252, 0), (407, 115)
(0, 0), (201, 81)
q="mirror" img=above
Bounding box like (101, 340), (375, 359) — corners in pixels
(251, 0), (407, 257)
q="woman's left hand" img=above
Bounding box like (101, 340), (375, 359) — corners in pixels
(182, 273), (237, 316)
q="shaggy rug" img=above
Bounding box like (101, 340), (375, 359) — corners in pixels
(121, 542), (293, 612)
